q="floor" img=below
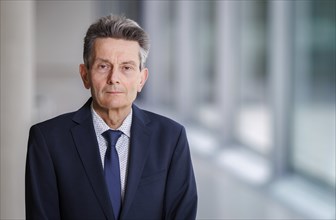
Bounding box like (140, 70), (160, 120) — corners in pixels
(192, 152), (314, 220)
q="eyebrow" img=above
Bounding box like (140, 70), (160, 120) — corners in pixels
(120, 61), (137, 67)
(94, 58), (138, 67)
(94, 58), (110, 63)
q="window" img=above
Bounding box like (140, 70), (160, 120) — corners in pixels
(292, 0), (336, 188)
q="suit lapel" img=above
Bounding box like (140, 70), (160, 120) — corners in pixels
(71, 99), (115, 220)
(120, 105), (152, 219)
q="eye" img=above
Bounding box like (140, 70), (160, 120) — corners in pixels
(96, 63), (111, 72)
(99, 64), (108, 69)
(122, 65), (134, 72)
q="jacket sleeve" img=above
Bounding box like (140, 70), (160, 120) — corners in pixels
(164, 126), (198, 220)
(25, 125), (61, 220)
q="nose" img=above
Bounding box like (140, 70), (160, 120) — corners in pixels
(107, 69), (120, 85)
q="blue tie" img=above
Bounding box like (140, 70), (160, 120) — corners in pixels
(103, 130), (123, 220)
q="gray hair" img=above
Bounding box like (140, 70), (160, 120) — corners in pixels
(83, 15), (150, 70)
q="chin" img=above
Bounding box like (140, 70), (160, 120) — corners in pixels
(105, 102), (130, 111)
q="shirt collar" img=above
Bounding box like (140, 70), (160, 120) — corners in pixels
(91, 103), (132, 138)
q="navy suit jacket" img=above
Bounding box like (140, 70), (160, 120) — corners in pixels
(26, 98), (197, 220)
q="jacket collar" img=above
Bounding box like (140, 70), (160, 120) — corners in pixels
(120, 104), (152, 219)
(71, 98), (115, 219)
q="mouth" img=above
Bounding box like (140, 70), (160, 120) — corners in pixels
(105, 91), (123, 95)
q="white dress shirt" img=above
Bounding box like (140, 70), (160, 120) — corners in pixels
(91, 105), (132, 201)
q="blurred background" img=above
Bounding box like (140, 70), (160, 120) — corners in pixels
(1, 0), (335, 219)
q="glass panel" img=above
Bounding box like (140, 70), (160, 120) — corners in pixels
(292, 0), (336, 187)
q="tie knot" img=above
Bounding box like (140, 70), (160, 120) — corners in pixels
(103, 130), (123, 147)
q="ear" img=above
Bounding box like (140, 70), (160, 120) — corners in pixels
(79, 64), (91, 89)
(138, 68), (148, 92)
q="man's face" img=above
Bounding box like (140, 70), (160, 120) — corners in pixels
(80, 38), (148, 114)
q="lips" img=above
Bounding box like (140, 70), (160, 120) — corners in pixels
(106, 91), (123, 94)
(104, 86), (124, 94)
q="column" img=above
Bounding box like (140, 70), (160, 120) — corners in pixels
(215, 1), (241, 143)
(0, 1), (35, 218)
(175, 1), (195, 119)
(142, 1), (171, 107)
(268, 0), (293, 176)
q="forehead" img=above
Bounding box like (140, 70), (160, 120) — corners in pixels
(93, 38), (140, 63)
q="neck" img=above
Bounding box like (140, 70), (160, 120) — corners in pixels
(93, 103), (131, 129)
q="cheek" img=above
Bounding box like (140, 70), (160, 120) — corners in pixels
(90, 81), (105, 99)
(91, 78), (104, 90)
(127, 82), (141, 98)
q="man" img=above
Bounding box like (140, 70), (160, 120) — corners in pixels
(25, 15), (197, 220)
